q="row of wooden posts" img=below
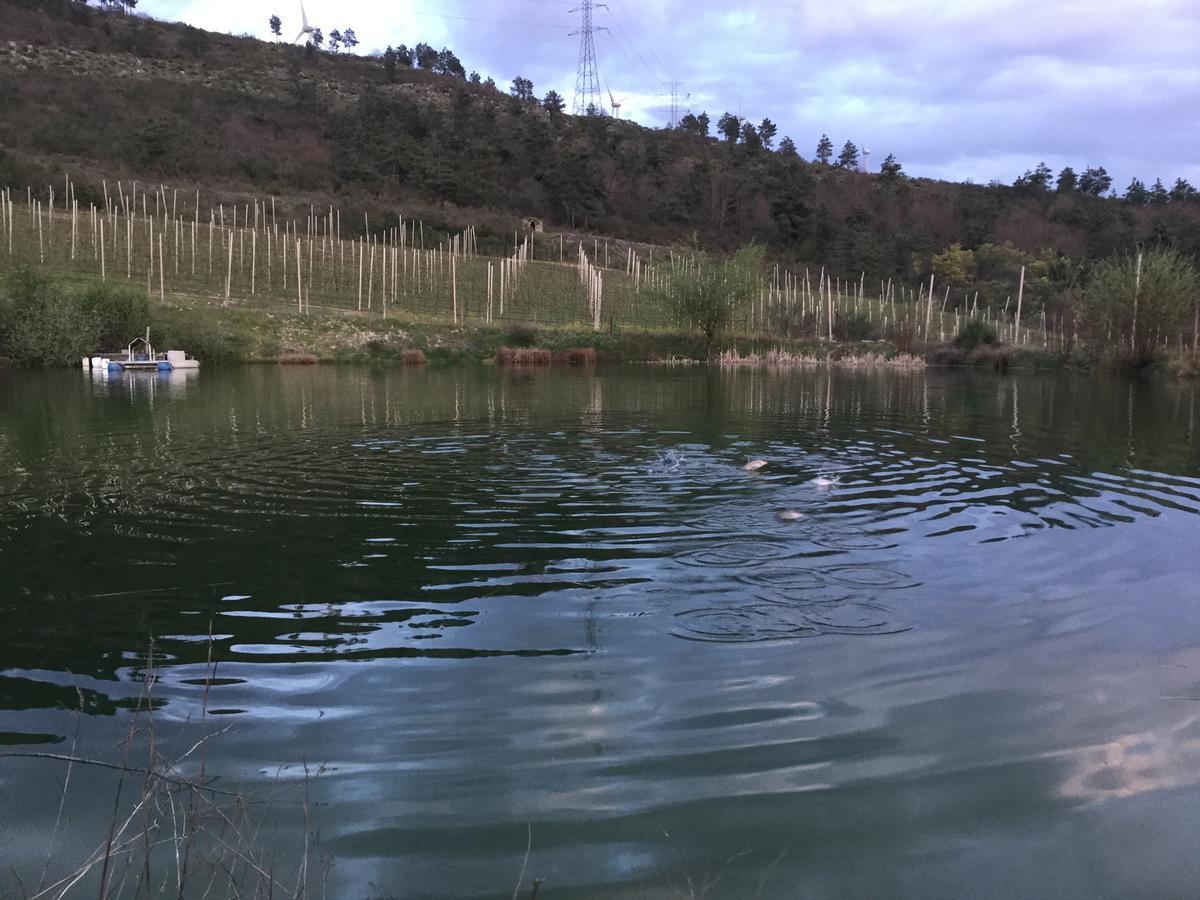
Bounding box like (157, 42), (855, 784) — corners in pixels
(0, 178), (1096, 346)
(0, 181), (690, 330)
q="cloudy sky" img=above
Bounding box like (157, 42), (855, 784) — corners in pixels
(157, 0), (1200, 190)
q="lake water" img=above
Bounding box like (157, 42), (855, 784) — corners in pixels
(2, 365), (1199, 898)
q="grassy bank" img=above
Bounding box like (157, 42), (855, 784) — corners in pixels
(150, 302), (912, 366)
(1, 270), (1194, 374)
(0, 269), (839, 366)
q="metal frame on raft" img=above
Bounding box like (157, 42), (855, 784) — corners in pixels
(82, 330), (200, 373)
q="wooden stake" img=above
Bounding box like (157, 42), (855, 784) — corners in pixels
(1132, 251), (1142, 350)
(367, 241), (375, 310)
(225, 230), (234, 300)
(1014, 265), (1025, 345)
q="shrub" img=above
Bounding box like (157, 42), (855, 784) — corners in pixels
(77, 283), (150, 349)
(152, 309), (250, 363)
(0, 269), (96, 366)
(401, 348), (427, 365)
(655, 244), (764, 352)
(1084, 247), (1199, 357)
(954, 319), (999, 349)
(504, 321), (538, 347)
(0, 273), (153, 366)
(833, 312), (879, 342)
(5, 295), (99, 366)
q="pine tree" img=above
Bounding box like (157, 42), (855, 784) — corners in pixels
(778, 136), (798, 157)
(543, 90), (565, 119)
(880, 153), (903, 178)
(1056, 166), (1077, 193)
(1169, 178), (1198, 203)
(815, 134), (833, 164)
(268, 14), (282, 37)
(413, 42), (437, 69)
(1150, 178), (1169, 205)
(1029, 162), (1052, 190)
(740, 122), (762, 150)
(1124, 178), (1148, 205)
(717, 112), (740, 142)
(758, 118), (777, 150)
(510, 76), (535, 101)
(1078, 166), (1112, 196)
(837, 140), (859, 169)
(381, 46), (398, 80)
(434, 48), (464, 78)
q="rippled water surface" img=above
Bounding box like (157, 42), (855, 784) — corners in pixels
(2, 366), (1200, 897)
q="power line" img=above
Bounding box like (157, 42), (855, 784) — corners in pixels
(605, 8), (664, 89)
(602, 22), (659, 93)
(411, 11), (563, 29)
(613, 0), (674, 84)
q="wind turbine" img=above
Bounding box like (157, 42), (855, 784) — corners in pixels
(607, 87), (626, 119)
(294, 0), (316, 44)
(861, 146), (871, 173)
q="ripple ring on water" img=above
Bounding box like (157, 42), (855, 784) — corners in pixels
(735, 567), (828, 591)
(811, 529), (894, 551)
(822, 565), (921, 589)
(675, 541), (795, 568)
(670, 606), (820, 643)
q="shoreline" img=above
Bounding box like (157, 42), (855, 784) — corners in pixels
(1, 293), (1193, 377)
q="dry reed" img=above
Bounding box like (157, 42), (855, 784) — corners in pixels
(718, 349), (926, 369)
(2, 637), (326, 899)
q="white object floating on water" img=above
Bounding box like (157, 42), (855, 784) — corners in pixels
(776, 509), (805, 522)
(809, 474), (841, 490)
(166, 349), (201, 370)
(744, 459), (769, 472)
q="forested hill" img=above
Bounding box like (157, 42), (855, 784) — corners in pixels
(3, 0), (1200, 301)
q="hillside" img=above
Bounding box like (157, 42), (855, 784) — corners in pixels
(2, 0), (1200, 312)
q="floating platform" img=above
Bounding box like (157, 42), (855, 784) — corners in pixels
(82, 337), (200, 373)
